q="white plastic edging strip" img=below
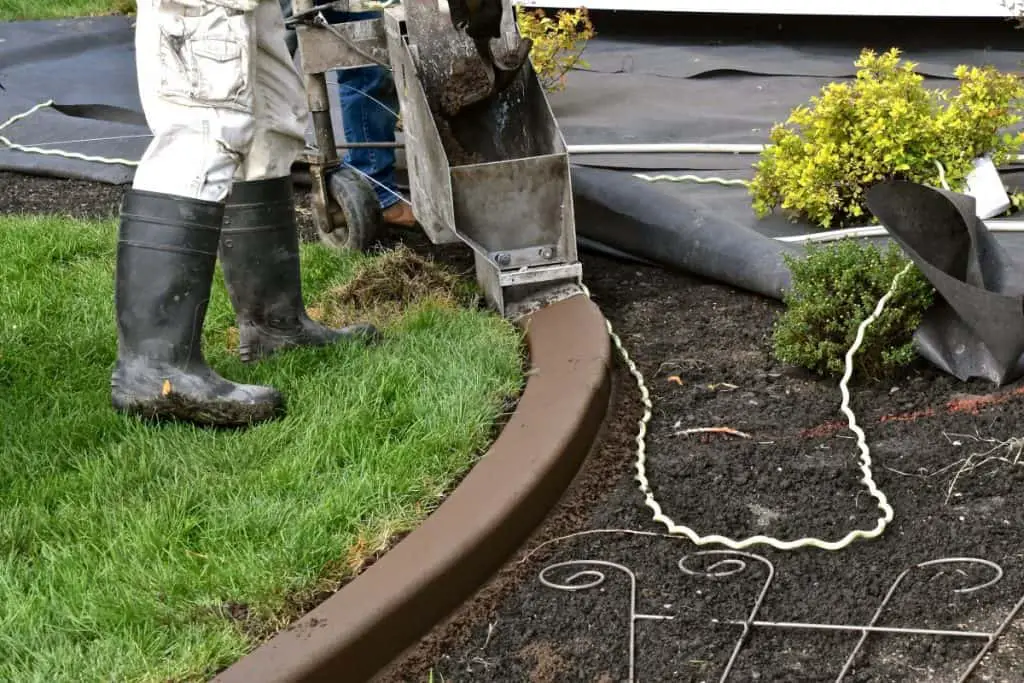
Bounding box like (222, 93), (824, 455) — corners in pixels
(775, 220), (1024, 244)
(567, 143), (767, 154)
(514, 0), (1015, 17)
(568, 143), (1024, 164)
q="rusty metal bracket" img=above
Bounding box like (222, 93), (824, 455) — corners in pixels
(296, 14), (390, 73)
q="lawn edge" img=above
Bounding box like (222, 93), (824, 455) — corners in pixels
(210, 293), (613, 683)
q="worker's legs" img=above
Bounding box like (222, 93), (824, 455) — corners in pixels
(338, 62), (416, 224)
(329, 9), (415, 226)
(235, 0), (307, 182)
(133, 0), (258, 201)
(336, 59), (400, 209)
(219, 1), (379, 363)
(113, 0), (284, 427)
(276, 2), (413, 225)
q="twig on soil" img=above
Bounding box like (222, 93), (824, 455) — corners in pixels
(882, 465), (929, 478)
(518, 528), (668, 566)
(480, 621), (496, 651)
(656, 358), (706, 376)
(943, 430), (986, 446)
(945, 438), (1024, 504)
(674, 426), (752, 439)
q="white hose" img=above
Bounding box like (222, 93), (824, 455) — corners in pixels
(569, 167), (957, 551)
(8, 101), (1024, 174)
(575, 141), (1024, 164)
(777, 220), (1024, 244)
(568, 143), (766, 154)
(634, 161), (1024, 244)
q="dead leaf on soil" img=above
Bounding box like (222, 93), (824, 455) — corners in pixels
(516, 641), (568, 683)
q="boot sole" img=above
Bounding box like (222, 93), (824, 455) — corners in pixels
(112, 393), (285, 428)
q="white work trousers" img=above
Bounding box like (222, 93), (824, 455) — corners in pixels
(132, 0), (309, 202)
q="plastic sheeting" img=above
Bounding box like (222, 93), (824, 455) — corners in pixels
(6, 16), (1024, 187)
(0, 17), (145, 184)
(868, 181), (1024, 385)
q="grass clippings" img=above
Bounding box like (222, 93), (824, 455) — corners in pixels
(316, 244), (480, 330)
(0, 214), (524, 682)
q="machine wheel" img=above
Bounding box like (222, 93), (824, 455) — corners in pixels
(316, 167), (382, 253)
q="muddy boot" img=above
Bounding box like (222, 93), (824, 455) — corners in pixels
(110, 189), (285, 427)
(220, 176), (380, 364)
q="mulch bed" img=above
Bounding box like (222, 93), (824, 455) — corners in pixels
(381, 223), (1024, 681)
(7, 170), (1024, 682)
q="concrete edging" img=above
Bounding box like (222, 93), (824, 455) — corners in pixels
(211, 293), (613, 683)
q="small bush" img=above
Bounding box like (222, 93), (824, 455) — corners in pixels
(772, 240), (936, 380)
(516, 6), (596, 92)
(750, 48), (1024, 229)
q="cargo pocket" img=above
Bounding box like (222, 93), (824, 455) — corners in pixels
(157, 2), (254, 113)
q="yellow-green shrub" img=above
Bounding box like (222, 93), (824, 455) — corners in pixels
(515, 6), (596, 93)
(750, 48), (1024, 229)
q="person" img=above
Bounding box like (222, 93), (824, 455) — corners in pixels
(115, 0), (380, 428)
(279, 1), (416, 227)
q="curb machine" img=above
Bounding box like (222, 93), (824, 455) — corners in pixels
(287, 0), (583, 318)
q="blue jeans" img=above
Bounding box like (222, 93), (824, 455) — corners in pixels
(279, 3), (400, 209)
(329, 10), (400, 210)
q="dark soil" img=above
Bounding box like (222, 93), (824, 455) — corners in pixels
(378, 224), (1024, 680)
(438, 56), (495, 119)
(435, 115), (486, 167)
(8, 170), (1024, 682)
(1, 171), (126, 220)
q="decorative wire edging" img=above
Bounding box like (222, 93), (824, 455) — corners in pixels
(538, 544), (1024, 683)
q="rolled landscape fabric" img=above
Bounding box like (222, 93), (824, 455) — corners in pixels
(570, 165), (802, 300)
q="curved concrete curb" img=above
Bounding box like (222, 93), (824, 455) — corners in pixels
(211, 294), (612, 683)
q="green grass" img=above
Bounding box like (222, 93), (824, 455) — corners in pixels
(0, 0), (134, 21)
(0, 214), (524, 682)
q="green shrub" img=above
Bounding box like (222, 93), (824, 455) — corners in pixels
(772, 240), (936, 380)
(750, 48), (1024, 229)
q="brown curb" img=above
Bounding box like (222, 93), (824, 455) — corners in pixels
(211, 293), (613, 683)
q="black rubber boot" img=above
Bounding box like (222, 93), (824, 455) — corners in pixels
(220, 176), (379, 364)
(111, 190), (285, 427)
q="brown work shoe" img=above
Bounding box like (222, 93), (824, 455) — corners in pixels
(382, 201), (417, 228)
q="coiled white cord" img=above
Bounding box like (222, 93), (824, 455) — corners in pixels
(577, 263), (910, 551)
(633, 172), (751, 187)
(0, 101), (140, 167)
